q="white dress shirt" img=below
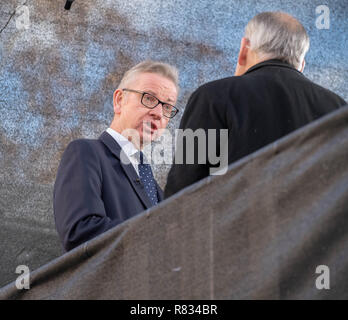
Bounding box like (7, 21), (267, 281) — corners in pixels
(106, 128), (140, 176)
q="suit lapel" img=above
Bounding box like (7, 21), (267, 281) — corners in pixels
(99, 131), (154, 209)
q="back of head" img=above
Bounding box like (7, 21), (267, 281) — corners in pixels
(245, 11), (310, 70)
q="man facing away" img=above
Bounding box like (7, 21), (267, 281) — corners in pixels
(165, 11), (346, 198)
(54, 61), (179, 251)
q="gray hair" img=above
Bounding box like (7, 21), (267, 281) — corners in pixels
(244, 12), (310, 69)
(118, 60), (179, 92)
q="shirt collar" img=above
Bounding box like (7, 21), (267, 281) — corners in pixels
(106, 128), (139, 158)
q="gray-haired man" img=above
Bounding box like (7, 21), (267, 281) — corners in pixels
(165, 11), (346, 197)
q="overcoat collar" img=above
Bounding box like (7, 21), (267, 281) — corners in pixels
(245, 59), (303, 75)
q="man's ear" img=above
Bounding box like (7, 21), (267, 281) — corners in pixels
(235, 37), (251, 76)
(113, 89), (123, 114)
(237, 37), (250, 66)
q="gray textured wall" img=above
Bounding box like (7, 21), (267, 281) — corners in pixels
(0, 0), (347, 288)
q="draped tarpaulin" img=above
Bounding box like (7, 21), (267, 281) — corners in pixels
(1, 106), (348, 300)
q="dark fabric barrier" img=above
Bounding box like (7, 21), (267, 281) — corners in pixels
(1, 106), (348, 300)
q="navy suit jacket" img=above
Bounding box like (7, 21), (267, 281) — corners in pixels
(53, 131), (163, 251)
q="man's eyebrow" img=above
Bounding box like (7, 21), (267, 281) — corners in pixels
(147, 90), (175, 104)
(146, 90), (158, 96)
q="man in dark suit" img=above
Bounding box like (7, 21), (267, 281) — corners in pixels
(165, 11), (346, 198)
(54, 61), (179, 251)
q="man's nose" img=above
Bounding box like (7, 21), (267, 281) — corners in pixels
(149, 103), (164, 119)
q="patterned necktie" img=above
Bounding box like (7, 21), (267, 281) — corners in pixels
(138, 151), (159, 206)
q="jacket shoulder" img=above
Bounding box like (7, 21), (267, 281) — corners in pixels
(66, 137), (101, 148)
(305, 79), (346, 104)
(63, 137), (104, 157)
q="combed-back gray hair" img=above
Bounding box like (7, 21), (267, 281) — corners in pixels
(118, 60), (179, 92)
(245, 11), (310, 69)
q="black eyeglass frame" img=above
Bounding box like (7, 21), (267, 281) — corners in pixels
(122, 88), (179, 119)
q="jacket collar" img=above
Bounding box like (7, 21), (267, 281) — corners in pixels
(99, 131), (163, 207)
(245, 59), (303, 75)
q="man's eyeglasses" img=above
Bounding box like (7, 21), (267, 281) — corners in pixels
(122, 88), (179, 119)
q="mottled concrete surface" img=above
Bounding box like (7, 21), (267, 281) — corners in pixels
(0, 0), (347, 288)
